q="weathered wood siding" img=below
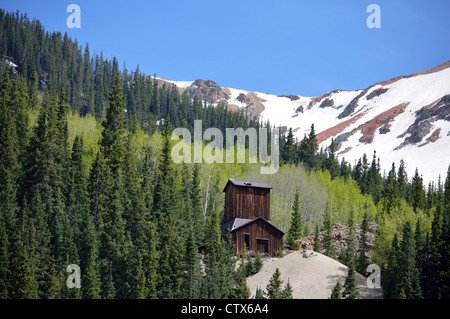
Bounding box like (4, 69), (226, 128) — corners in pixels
(223, 184), (270, 223)
(232, 219), (283, 256)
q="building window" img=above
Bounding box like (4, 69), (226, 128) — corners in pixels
(244, 233), (250, 249)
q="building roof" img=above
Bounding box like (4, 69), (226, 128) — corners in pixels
(221, 216), (284, 236)
(223, 179), (272, 192)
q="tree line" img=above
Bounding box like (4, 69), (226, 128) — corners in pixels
(281, 123), (450, 299)
(1, 8), (450, 300)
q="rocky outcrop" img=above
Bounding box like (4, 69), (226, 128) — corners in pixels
(366, 87), (389, 100)
(296, 222), (378, 258)
(337, 88), (370, 119)
(396, 94), (450, 149)
(229, 91), (267, 120)
(185, 79), (229, 103)
(278, 94), (300, 101)
(319, 98), (334, 108)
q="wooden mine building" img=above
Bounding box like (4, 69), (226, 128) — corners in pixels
(221, 179), (284, 256)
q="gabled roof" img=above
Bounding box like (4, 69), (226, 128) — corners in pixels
(221, 216), (284, 236)
(223, 179), (272, 192)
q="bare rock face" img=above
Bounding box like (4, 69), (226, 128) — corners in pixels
(366, 87), (389, 100)
(297, 222), (378, 258)
(396, 94), (450, 149)
(319, 98), (334, 108)
(185, 79), (229, 103)
(278, 94), (300, 101)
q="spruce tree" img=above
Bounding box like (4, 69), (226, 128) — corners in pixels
(322, 203), (335, 259)
(101, 70), (127, 172)
(254, 252), (263, 273)
(0, 216), (10, 298)
(383, 233), (400, 299)
(342, 263), (359, 299)
(255, 287), (265, 299)
(325, 139), (340, 180)
(428, 201), (443, 299)
(330, 281), (342, 299)
(397, 221), (422, 299)
(313, 224), (321, 252)
(281, 279), (293, 299)
(11, 246), (38, 299)
(265, 268), (283, 299)
(143, 221), (159, 299)
(286, 188), (303, 250)
(184, 218), (201, 299)
(341, 208), (356, 268)
(411, 168), (425, 212)
(152, 116), (173, 219)
(282, 128), (297, 164)
(298, 123), (318, 169)
(80, 212), (101, 299)
(357, 206), (370, 275)
(191, 163), (204, 245)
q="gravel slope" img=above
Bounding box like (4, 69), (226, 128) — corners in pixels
(246, 250), (382, 299)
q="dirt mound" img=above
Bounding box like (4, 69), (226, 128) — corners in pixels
(246, 250), (382, 299)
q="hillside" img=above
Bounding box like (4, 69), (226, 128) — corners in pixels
(157, 61), (450, 184)
(246, 250), (382, 299)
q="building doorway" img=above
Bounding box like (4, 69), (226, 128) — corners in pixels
(256, 238), (269, 255)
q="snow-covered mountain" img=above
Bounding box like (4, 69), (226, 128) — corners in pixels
(156, 61), (450, 184)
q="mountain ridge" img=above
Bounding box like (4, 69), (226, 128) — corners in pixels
(155, 61), (450, 184)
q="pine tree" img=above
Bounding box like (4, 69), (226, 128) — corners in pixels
(152, 116), (173, 219)
(67, 135), (88, 259)
(286, 188), (303, 250)
(341, 208), (356, 268)
(265, 268), (283, 299)
(342, 263), (359, 299)
(366, 151), (383, 203)
(191, 163), (204, 245)
(11, 246), (38, 299)
(397, 221), (422, 299)
(231, 261), (249, 299)
(330, 281), (342, 299)
(140, 220), (158, 299)
(411, 168), (425, 212)
(325, 139), (340, 180)
(414, 218), (428, 298)
(184, 218), (201, 299)
(282, 128), (297, 164)
(101, 70), (127, 172)
(427, 200), (443, 299)
(254, 252), (263, 273)
(80, 212), (101, 299)
(157, 211), (184, 299)
(313, 224), (321, 252)
(383, 233), (400, 299)
(255, 287), (265, 299)
(298, 123), (318, 170)
(322, 203), (335, 259)
(281, 279), (293, 299)
(357, 207), (370, 275)
(383, 163), (399, 214)
(0, 216), (10, 298)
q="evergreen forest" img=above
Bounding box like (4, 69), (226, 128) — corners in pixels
(0, 10), (449, 300)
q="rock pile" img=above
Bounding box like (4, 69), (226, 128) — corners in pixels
(296, 222), (378, 258)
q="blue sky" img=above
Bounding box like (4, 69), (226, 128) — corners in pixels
(1, 0), (449, 96)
